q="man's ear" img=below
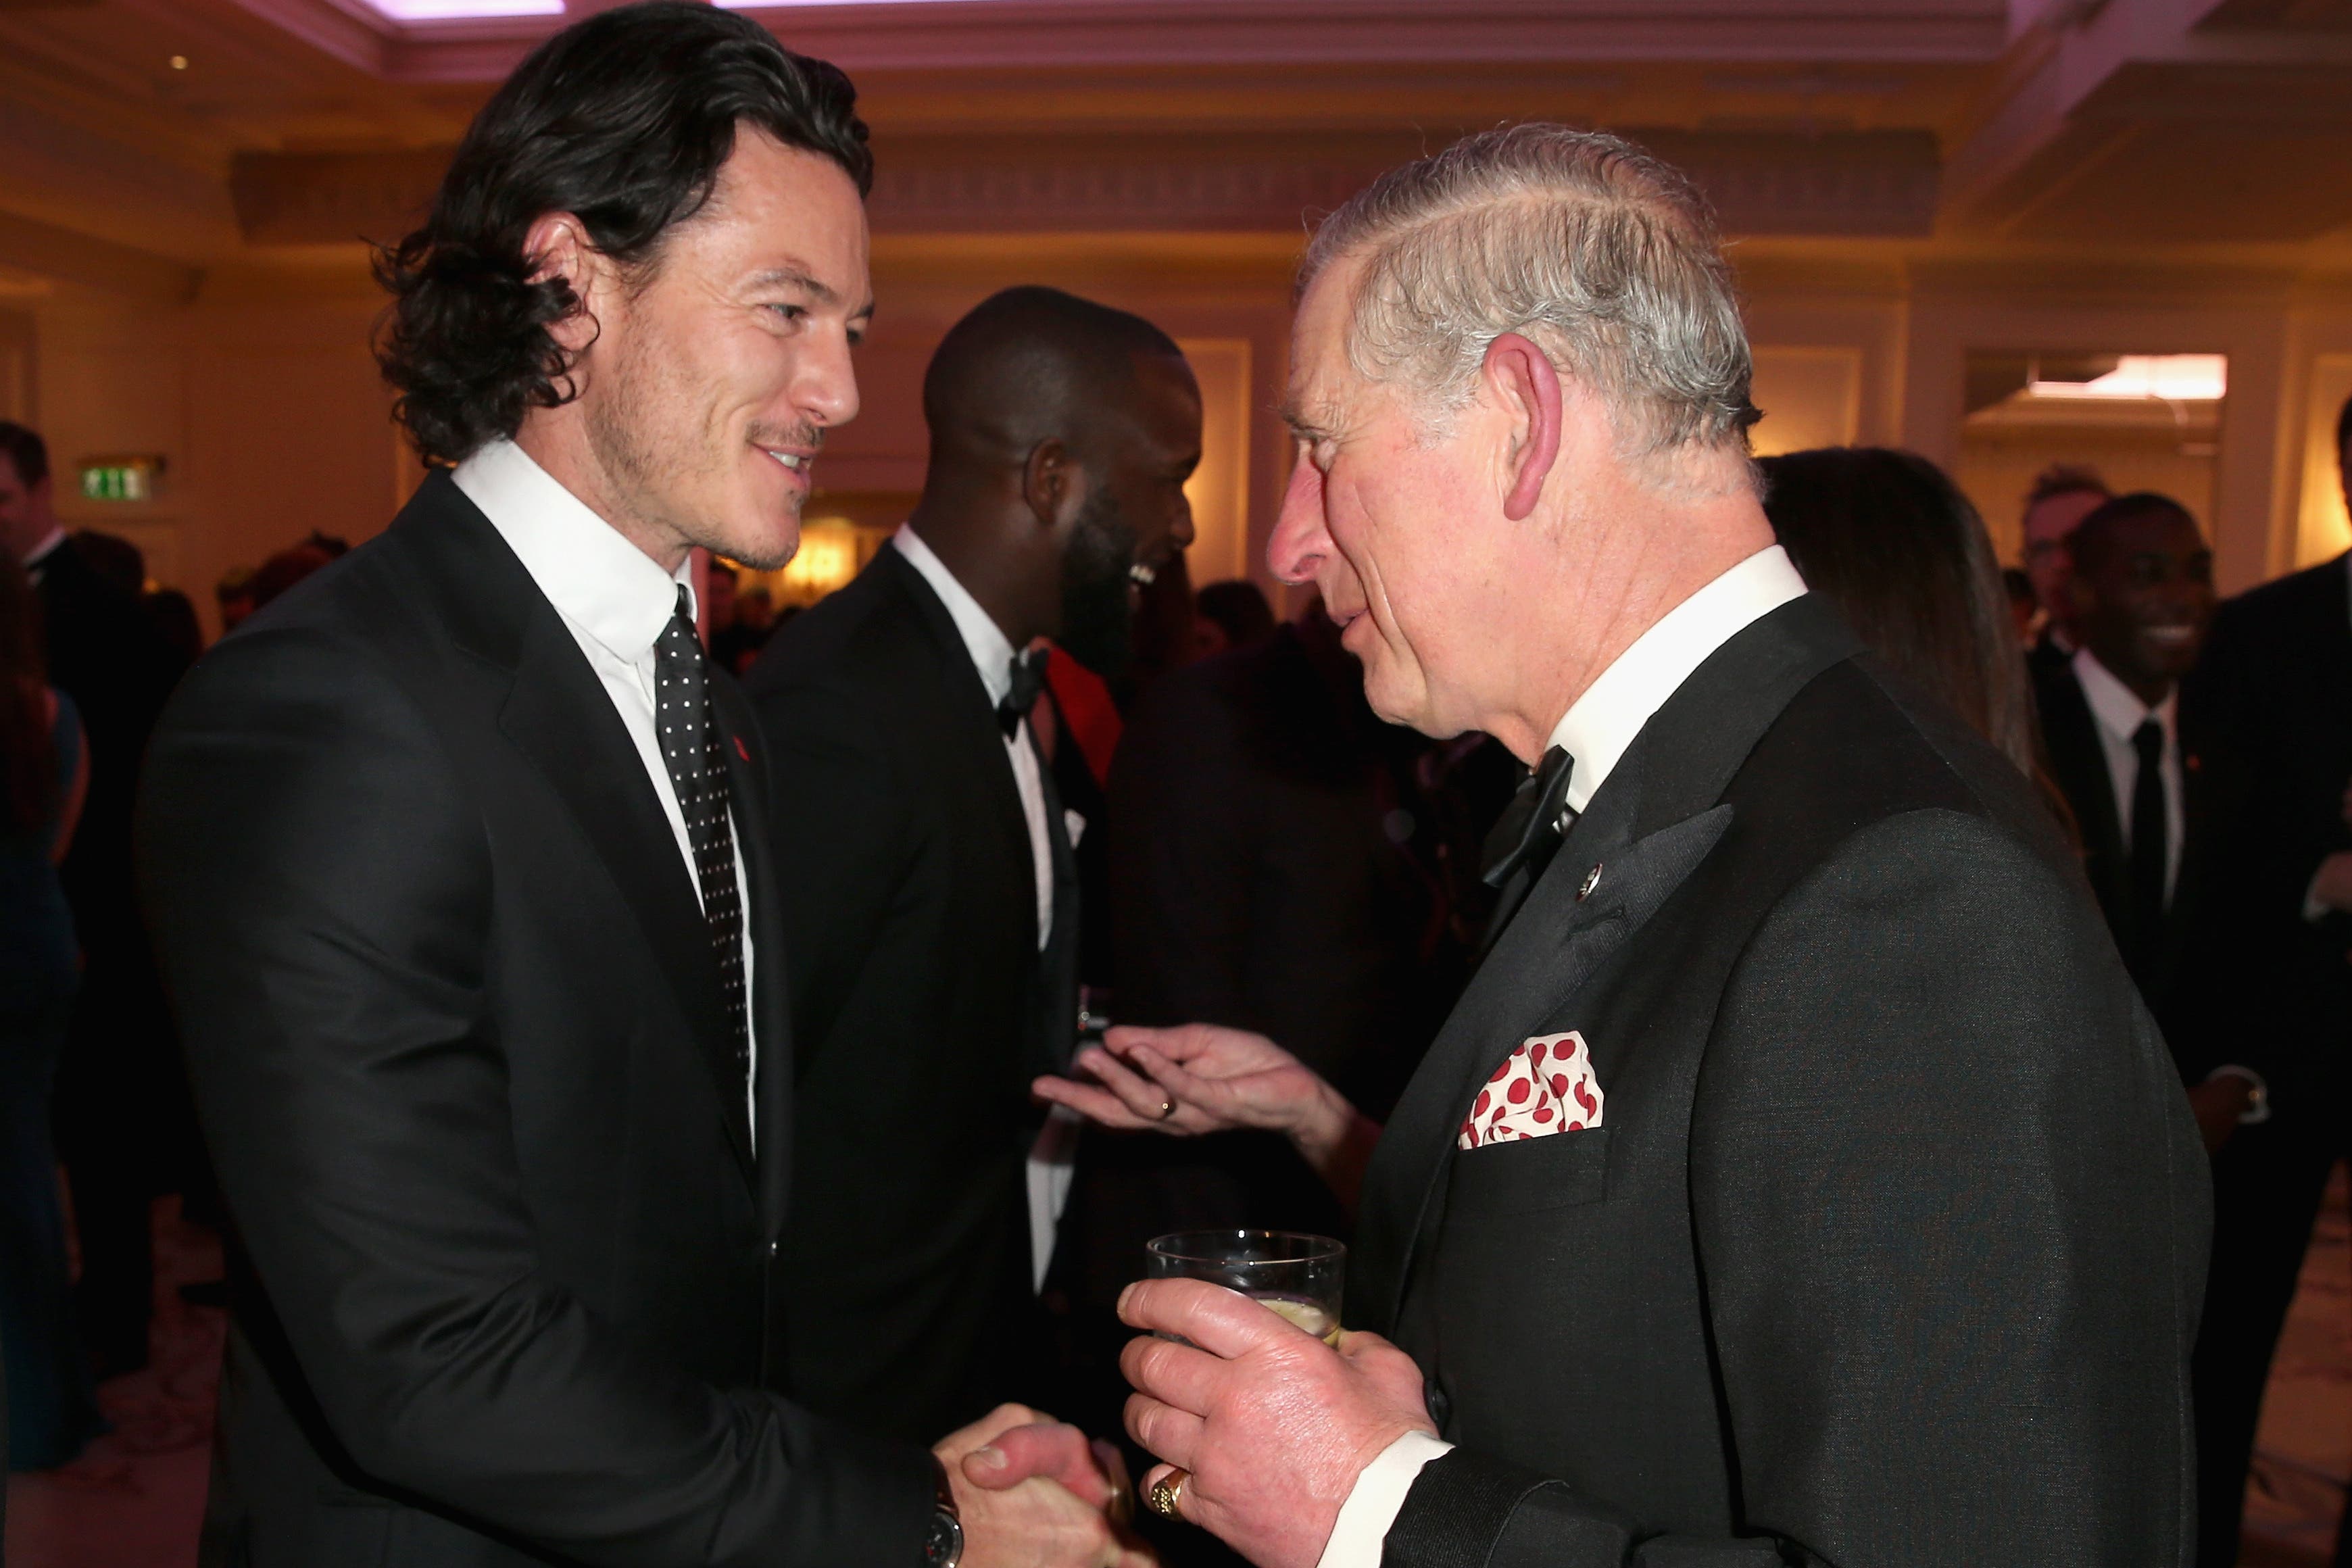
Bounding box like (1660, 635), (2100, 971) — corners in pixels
(1021, 437), (1089, 531)
(1484, 333), (1563, 522)
(522, 212), (605, 359)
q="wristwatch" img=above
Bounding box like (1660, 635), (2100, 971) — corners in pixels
(923, 1456), (964, 1568)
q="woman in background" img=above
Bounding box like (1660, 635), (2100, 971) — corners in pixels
(0, 550), (101, 1470)
(1759, 445), (2039, 776)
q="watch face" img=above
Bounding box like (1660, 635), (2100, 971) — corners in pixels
(923, 1508), (964, 1568)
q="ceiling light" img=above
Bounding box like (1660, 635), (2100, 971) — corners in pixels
(169, 54), (188, 70)
(358, 0), (563, 20)
(2028, 354), (2227, 401)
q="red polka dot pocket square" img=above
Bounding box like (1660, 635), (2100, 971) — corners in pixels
(1456, 1030), (1604, 1150)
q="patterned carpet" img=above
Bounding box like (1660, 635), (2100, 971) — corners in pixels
(5, 1177), (2347, 1567)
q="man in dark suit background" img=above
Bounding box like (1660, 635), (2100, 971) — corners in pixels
(2029, 493), (2254, 1135)
(1052, 124), (2205, 1567)
(138, 9), (1135, 1565)
(0, 420), (188, 1378)
(746, 286), (1198, 1446)
(2018, 463), (2111, 682)
(2180, 393), (2352, 1568)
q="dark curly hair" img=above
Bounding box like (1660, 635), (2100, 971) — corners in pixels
(374, 1), (872, 466)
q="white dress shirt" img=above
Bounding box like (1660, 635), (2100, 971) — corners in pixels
(891, 524), (1081, 1288)
(452, 439), (758, 1132)
(2070, 647), (2185, 904)
(1314, 543), (1810, 1568)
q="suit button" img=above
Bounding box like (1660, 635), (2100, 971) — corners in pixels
(1423, 1377), (1452, 1427)
(765, 1240), (780, 1260)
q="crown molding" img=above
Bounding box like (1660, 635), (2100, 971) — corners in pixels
(212, 0), (2007, 82)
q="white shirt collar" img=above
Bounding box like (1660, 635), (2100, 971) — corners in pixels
(451, 439), (693, 664)
(1545, 544), (1809, 814)
(2072, 645), (2176, 746)
(893, 524), (1018, 706)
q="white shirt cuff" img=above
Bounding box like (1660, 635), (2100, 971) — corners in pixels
(1312, 1429), (1454, 1568)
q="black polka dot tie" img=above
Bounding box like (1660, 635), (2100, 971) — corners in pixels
(656, 585), (749, 1094)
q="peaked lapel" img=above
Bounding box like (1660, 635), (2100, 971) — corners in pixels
(2033, 664), (2128, 916)
(1357, 595), (1863, 1330)
(392, 474), (756, 1183)
(874, 547), (1042, 946)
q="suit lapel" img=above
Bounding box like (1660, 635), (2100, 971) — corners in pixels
(877, 549), (1042, 944)
(393, 475), (756, 1183)
(2036, 669), (2128, 913)
(1360, 802), (1732, 1329)
(1358, 595), (1863, 1330)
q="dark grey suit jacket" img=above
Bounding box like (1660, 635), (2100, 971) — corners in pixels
(139, 474), (931, 1567)
(1363, 596), (2208, 1567)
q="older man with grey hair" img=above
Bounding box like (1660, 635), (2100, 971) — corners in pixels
(1047, 125), (2207, 1567)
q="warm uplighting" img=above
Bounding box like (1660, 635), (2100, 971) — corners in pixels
(2028, 354), (2228, 402)
(779, 519), (861, 601)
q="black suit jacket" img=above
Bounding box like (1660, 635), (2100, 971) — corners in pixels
(34, 535), (186, 946)
(1362, 597), (2206, 1567)
(137, 474), (929, 1568)
(745, 545), (1075, 1445)
(2031, 656), (2213, 1053)
(2178, 552), (2352, 1121)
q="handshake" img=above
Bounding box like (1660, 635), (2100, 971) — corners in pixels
(934, 1402), (1152, 1568)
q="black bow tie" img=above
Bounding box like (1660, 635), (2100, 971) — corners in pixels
(999, 648), (1046, 737)
(1481, 745), (1578, 890)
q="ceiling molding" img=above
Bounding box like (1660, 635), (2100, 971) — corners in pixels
(205, 0), (2009, 82)
(0, 209), (200, 301)
(226, 126), (1940, 246)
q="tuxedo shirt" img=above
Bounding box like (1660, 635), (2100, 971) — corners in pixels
(454, 439), (759, 1127)
(1317, 543), (1808, 1568)
(2072, 647), (2185, 904)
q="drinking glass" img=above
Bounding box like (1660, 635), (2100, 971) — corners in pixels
(1145, 1229), (1345, 1344)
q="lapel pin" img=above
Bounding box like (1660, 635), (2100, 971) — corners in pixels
(733, 735), (751, 762)
(1577, 863), (1602, 901)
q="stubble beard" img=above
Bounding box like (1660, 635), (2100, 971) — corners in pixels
(583, 328), (808, 572)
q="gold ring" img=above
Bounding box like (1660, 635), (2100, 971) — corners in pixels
(1156, 1098), (1176, 1120)
(1105, 1473), (1134, 1529)
(1146, 1468), (1188, 1520)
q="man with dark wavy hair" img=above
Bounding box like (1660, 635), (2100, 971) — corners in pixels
(137, 6), (1139, 1567)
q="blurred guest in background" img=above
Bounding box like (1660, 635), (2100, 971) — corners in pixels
(2178, 394), (2352, 1568)
(1760, 445), (2036, 775)
(71, 529), (146, 597)
(2003, 565), (2037, 646)
(2019, 462), (2111, 678)
(0, 552), (103, 1470)
(247, 539), (335, 612)
(748, 285), (1198, 1444)
(1190, 578), (1277, 660)
(2031, 495), (2220, 1056)
(144, 585), (203, 666)
(0, 420), (187, 1381)
(214, 564), (257, 633)
(708, 561), (777, 675)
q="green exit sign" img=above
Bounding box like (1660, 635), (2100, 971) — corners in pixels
(78, 456), (164, 502)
